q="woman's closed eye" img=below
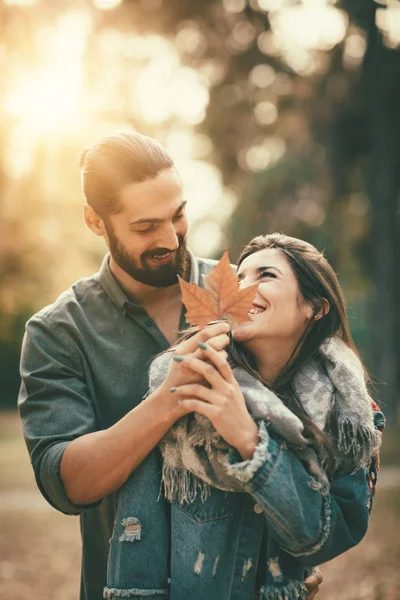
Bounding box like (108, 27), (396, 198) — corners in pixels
(259, 270), (277, 279)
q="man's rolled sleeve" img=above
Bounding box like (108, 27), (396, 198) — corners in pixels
(18, 314), (101, 515)
(38, 440), (101, 515)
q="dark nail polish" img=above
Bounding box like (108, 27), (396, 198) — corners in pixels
(198, 342), (208, 350)
(172, 355), (184, 362)
(169, 387), (177, 393)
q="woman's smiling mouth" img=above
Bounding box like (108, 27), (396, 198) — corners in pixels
(248, 304), (267, 316)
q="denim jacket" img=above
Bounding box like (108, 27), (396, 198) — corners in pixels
(105, 411), (382, 600)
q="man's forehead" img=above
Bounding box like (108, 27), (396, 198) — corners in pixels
(118, 170), (184, 218)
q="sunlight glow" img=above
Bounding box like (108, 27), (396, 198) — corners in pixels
(176, 160), (224, 222)
(93, 0), (122, 9)
(376, 3), (400, 48)
(230, 20), (257, 50)
(239, 136), (286, 172)
(165, 129), (213, 159)
(4, 11), (90, 135)
(136, 59), (209, 124)
(271, 5), (347, 52)
(189, 221), (224, 257)
(176, 23), (207, 55)
(343, 29), (367, 69)
(222, 0), (246, 13)
(249, 64), (276, 88)
(294, 198), (325, 227)
(254, 101), (278, 125)
(4, 0), (36, 5)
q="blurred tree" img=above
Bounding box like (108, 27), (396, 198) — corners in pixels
(358, 0), (400, 420)
(0, 0), (399, 418)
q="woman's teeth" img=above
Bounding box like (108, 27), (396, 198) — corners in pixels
(249, 306), (265, 315)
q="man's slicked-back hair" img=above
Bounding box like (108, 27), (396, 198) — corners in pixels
(79, 131), (175, 217)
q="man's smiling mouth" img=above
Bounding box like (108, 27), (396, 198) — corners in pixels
(148, 250), (175, 263)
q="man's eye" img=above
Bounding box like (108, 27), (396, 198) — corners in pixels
(173, 212), (184, 221)
(133, 225), (155, 234)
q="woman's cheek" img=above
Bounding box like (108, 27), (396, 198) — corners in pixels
(231, 321), (255, 342)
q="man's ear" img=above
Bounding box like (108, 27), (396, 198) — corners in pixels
(83, 204), (106, 237)
(314, 298), (330, 321)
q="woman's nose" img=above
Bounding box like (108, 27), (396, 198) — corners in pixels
(239, 277), (253, 290)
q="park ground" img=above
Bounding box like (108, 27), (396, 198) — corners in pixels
(0, 411), (399, 600)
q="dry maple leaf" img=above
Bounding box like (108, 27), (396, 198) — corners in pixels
(178, 251), (258, 328)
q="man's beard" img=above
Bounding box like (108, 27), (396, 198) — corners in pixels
(105, 222), (189, 288)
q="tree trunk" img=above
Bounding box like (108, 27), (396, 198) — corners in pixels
(362, 2), (400, 421)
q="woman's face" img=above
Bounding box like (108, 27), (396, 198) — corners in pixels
(233, 248), (314, 345)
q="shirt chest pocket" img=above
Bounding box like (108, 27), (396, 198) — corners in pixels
(172, 486), (236, 523)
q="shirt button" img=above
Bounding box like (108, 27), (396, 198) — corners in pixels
(253, 503), (263, 514)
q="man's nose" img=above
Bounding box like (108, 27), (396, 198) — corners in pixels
(159, 222), (180, 250)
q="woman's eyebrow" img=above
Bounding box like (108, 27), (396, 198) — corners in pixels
(237, 265), (283, 279)
(257, 265), (283, 275)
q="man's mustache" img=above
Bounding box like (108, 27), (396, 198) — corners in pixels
(142, 237), (186, 260)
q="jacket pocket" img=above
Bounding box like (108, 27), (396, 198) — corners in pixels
(172, 486), (236, 523)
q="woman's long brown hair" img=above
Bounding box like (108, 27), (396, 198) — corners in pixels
(228, 233), (370, 474)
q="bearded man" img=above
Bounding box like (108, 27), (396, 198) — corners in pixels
(18, 131), (323, 600)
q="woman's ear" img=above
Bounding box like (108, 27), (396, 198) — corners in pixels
(314, 298), (330, 321)
(83, 204), (107, 237)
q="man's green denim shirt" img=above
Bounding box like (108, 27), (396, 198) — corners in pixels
(18, 250), (217, 600)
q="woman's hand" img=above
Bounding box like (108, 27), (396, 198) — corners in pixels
(157, 322), (231, 421)
(170, 342), (260, 459)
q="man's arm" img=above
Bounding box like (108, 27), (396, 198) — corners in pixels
(19, 316), (229, 510)
(59, 387), (181, 505)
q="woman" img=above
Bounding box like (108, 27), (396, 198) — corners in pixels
(105, 234), (383, 600)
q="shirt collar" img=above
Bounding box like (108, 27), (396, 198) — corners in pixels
(99, 249), (198, 314)
(99, 254), (131, 313)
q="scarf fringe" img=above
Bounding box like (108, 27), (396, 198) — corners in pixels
(103, 587), (168, 598)
(336, 416), (382, 470)
(259, 580), (308, 600)
(161, 464), (211, 504)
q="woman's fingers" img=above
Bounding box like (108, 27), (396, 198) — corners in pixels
(192, 334), (229, 361)
(174, 355), (229, 390)
(176, 398), (217, 419)
(202, 333), (230, 352)
(172, 383), (216, 404)
(196, 342), (235, 384)
(176, 322), (230, 356)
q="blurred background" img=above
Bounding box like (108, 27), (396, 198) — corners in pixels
(0, 0), (399, 598)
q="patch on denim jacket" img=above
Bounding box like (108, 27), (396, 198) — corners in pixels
(119, 517), (141, 542)
(267, 557), (283, 583)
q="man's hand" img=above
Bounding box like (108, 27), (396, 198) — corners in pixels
(304, 567), (323, 600)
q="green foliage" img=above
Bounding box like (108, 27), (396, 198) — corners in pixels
(0, 313), (29, 409)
